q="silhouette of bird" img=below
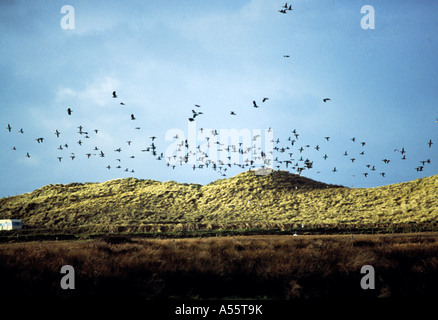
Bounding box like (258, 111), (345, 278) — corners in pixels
(230, 111), (236, 115)
(112, 91), (117, 98)
(332, 167), (337, 172)
(189, 118), (195, 122)
(67, 108), (72, 115)
(323, 98), (331, 102)
(262, 98), (269, 102)
(120, 102), (125, 105)
(26, 152), (30, 158)
(283, 55), (290, 58)
(55, 130), (60, 138)
(19, 128), (24, 134)
(253, 101), (259, 108)
(7, 124), (11, 132)
(194, 104), (201, 108)
(428, 139), (433, 148)
(131, 114), (136, 120)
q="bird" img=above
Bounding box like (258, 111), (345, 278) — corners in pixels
(131, 114), (136, 120)
(323, 98), (331, 102)
(67, 108), (72, 115)
(120, 102), (125, 105)
(112, 91), (117, 98)
(194, 104), (201, 108)
(19, 128), (24, 134)
(278, 9), (287, 14)
(188, 118), (195, 122)
(324, 137), (330, 141)
(283, 55), (290, 58)
(253, 101), (259, 108)
(230, 111), (236, 115)
(380, 173), (386, 177)
(55, 130), (60, 138)
(7, 124), (11, 132)
(26, 152), (30, 158)
(57, 157), (62, 162)
(262, 98), (269, 102)
(332, 167), (337, 172)
(428, 139), (433, 148)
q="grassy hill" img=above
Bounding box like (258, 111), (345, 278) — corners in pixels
(1, 170), (438, 235)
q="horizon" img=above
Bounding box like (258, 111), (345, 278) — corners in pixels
(1, 0), (437, 198)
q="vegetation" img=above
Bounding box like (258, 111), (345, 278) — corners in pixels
(1, 233), (437, 299)
(0, 170), (438, 235)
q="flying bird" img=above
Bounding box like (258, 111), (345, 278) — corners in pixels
(323, 98), (331, 102)
(26, 152), (30, 158)
(131, 114), (136, 120)
(112, 91), (117, 98)
(230, 111), (236, 115)
(428, 139), (433, 148)
(67, 108), (72, 115)
(55, 130), (60, 138)
(253, 101), (259, 108)
(7, 124), (11, 132)
(262, 98), (269, 102)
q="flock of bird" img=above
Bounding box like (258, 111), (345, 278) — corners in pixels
(4, 86), (435, 184)
(2, 2), (437, 187)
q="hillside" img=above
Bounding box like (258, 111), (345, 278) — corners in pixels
(0, 170), (437, 234)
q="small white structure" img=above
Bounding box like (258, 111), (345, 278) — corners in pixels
(254, 167), (273, 176)
(0, 219), (22, 231)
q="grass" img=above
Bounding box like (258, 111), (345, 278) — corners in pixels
(1, 233), (437, 299)
(0, 170), (437, 234)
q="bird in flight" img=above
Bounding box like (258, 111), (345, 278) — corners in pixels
(428, 139), (433, 148)
(26, 152), (30, 158)
(113, 91), (117, 98)
(253, 101), (259, 108)
(131, 114), (136, 120)
(67, 108), (72, 115)
(19, 128), (24, 134)
(262, 98), (269, 102)
(230, 111), (236, 115)
(55, 130), (60, 138)
(283, 55), (290, 58)
(7, 124), (11, 132)
(323, 98), (331, 102)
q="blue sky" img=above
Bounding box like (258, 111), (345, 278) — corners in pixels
(1, 0), (437, 197)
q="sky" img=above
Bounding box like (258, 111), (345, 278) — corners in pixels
(0, 0), (437, 198)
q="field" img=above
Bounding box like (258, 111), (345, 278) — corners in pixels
(1, 232), (437, 300)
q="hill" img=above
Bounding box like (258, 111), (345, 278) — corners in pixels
(0, 170), (437, 235)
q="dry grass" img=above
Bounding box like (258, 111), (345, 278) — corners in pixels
(1, 233), (437, 299)
(0, 171), (437, 234)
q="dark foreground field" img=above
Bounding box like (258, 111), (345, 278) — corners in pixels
(1, 233), (437, 300)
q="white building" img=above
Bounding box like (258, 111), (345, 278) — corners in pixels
(0, 219), (22, 231)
